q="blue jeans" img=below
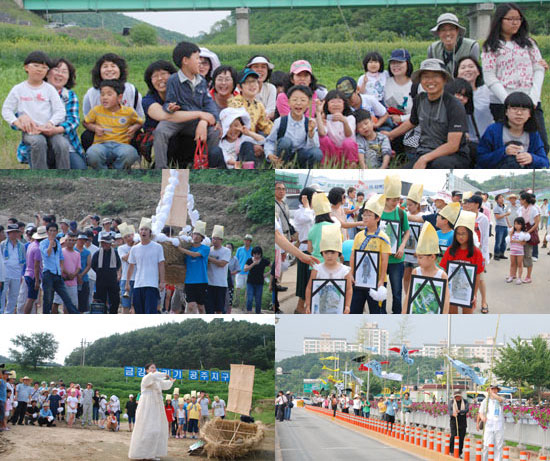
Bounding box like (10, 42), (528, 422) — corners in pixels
(86, 142), (139, 169)
(387, 262), (404, 314)
(276, 137), (322, 167)
(494, 225), (508, 256)
(284, 405), (292, 420)
(350, 283), (387, 314)
(120, 280), (134, 309)
(246, 283), (263, 314)
(70, 152), (87, 169)
(42, 271), (79, 314)
(93, 406), (99, 421)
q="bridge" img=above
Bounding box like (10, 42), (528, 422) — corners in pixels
(20, 0), (514, 44)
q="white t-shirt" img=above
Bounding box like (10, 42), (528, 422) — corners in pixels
(472, 85), (494, 142)
(358, 71), (388, 102)
(2, 81), (66, 126)
(117, 243), (135, 281)
(352, 94), (387, 118)
(177, 408), (186, 419)
(82, 82), (145, 118)
(314, 263), (350, 280)
(257, 82), (277, 115)
(128, 241), (165, 289)
(326, 115), (356, 147)
(66, 396), (78, 413)
(353, 398), (362, 410)
(212, 399), (226, 417)
(220, 135), (258, 168)
(384, 77), (413, 122)
(86, 243), (99, 281)
(207, 246), (231, 287)
(480, 398), (504, 431)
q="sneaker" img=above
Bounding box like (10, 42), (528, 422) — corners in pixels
(505, 276), (514, 283)
(515, 278), (522, 285)
(533, 257), (538, 262)
(500, 254), (508, 259)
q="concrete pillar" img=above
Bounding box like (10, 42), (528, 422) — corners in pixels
(468, 3), (495, 41)
(236, 7), (250, 45)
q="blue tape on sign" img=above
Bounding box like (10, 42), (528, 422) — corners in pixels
(189, 370), (199, 381)
(124, 367), (135, 377)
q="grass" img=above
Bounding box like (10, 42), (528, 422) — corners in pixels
(5, 364), (274, 423)
(2, 27), (550, 167)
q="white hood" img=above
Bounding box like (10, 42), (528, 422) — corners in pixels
(220, 107), (251, 139)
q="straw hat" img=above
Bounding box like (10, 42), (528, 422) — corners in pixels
(139, 217), (152, 231)
(407, 184), (423, 204)
(416, 222), (440, 255)
(32, 226), (48, 240)
(193, 221), (207, 237)
(312, 193), (331, 216)
(454, 210), (476, 233)
(212, 225), (224, 239)
(118, 222), (135, 238)
(365, 194), (386, 218)
(439, 202), (461, 226)
(23, 376), (31, 381)
(384, 175), (402, 199)
(319, 224), (343, 253)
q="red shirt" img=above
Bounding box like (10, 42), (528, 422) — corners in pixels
(165, 405), (174, 422)
(440, 246), (485, 275)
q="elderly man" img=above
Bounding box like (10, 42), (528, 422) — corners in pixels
(91, 231), (121, 314)
(12, 376), (33, 425)
(1, 224), (25, 314)
(449, 391), (469, 457)
(479, 384), (505, 461)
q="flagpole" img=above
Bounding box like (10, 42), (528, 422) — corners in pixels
(447, 315), (451, 403)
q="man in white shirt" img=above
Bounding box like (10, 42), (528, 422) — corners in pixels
(126, 218), (165, 314)
(117, 223), (136, 314)
(206, 225), (231, 314)
(478, 384), (505, 461)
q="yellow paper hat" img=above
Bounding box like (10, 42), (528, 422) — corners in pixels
(365, 194), (386, 218)
(174, 388), (180, 395)
(191, 390), (197, 398)
(139, 217), (152, 231)
(193, 221), (206, 237)
(462, 191), (474, 201)
(384, 174), (402, 199)
(312, 192), (331, 216)
(455, 210), (476, 233)
(439, 202), (461, 226)
(166, 394), (172, 401)
(184, 394), (191, 400)
(118, 222), (135, 238)
(416, 222), (440, 255)
(178, 398), (184, 405)
(212, 225), (224, 239)
(319, 224), (343, 253)
(407, 184), (423, 204)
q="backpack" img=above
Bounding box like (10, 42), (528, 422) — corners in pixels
(277, 115), (309, 142)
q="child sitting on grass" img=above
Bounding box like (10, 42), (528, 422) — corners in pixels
(84, 79), (142, 169)
(2, 51), (69, 169)
(354, 109), (392, 169)
(264, 85), (322, 168)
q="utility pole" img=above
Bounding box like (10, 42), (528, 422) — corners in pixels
(80, 338), (91, 366)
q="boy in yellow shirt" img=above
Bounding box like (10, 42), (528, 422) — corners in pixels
(349, 193), (391, 314)
(185, 395), (201, 439)
(84, 79), (142, 169)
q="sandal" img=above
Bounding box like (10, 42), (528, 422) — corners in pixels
(481, 305), (489, 314)
(505, 276), (514, 283)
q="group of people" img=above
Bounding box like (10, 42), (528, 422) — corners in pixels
(0, 212), (266, 314)
(277, 172), (545, 314)
(0, 371), (127, 432)
(275, 390), (294, 422)
(3, 4), (549, 170)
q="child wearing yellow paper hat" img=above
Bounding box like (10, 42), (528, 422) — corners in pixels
(404, 184), (424, 295)
(381, 175), (410, 314)
(440, 211), (484, 314)
(307, 192), (340, 264)
(176, 397), (186, 439)
(305, 224), (352, 314)
(165, 395), (175, 436)
(403, 222), (450, 314)
(436, 201), (461, 262)
(349, 194), (392, 314)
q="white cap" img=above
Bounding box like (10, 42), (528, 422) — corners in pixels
(247, 56), (274, 70)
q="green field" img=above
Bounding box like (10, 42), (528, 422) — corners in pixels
(2, 23), (550, 167)
(5, 364), (274, 423)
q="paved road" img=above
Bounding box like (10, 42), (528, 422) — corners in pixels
(276, 407), (424, 461)
(279, 229), (550, 314)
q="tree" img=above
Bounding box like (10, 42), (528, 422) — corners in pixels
(494, 337), (532, 405)
(9, 332), (59, 370)
(526, 337), (550, 401)
(131, 24), (157, 46)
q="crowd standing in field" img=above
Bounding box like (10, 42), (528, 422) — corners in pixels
(274, 175), (549, 314)
(2, 3), (549, 169)
(0, 213), (268, 314)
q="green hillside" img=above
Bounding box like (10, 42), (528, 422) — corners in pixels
(200, 5), (550, 45)
(463, 170), (550, 196)
(49, 12), (191, 44)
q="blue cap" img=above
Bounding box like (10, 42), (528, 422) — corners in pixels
(389, 49), (411, 62)
(238, 68), (260, 84)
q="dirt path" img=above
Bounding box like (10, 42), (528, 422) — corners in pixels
(0, 420), (274, 460)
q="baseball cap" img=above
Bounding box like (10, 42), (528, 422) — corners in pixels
(336, 76), (357, 99)
(238, 68), (260, 84)
(389, 49), (411, 62)
(290, 60), (312, 75)
(247, 56), (274, 70)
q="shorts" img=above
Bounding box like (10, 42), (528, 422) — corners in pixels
(235, 273), (247, 289)
(24, 276), (39, 300)
(404, 261), (415, 269)
(178, 417), (185, 425)
(128, 415), (135, 424)
(120, 280), (134, 308)
(185, 283), (208, 305)
(206, 285), (227, 314)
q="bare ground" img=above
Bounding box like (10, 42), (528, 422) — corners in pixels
(0, 420), (274, 461)
(0, 176), (273, 250)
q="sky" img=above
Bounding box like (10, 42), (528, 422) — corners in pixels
(275, 315), (550, 361)
(124, 11), (231, 37)
(283, 169), (534, 192)
(1, 315), (273, 363)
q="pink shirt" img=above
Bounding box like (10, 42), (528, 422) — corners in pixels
(325, 115), (356, 147)
(24, 241), (42, 279)
(276, 92), (318, 118)
(62, 248), (81, 287)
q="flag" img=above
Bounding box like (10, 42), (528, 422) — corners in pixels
(446, 355), (487, 386)
(320, 356), (339, 361)
(312, 390), (320, 395)
(365, 360), (383, 378)
(381, 371), (403, 382)
(322, 365), (339, 372)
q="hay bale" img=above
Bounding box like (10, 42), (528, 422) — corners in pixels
(200, 419), (265, 460)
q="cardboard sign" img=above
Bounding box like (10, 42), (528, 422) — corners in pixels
(227, 364), (255, 416)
